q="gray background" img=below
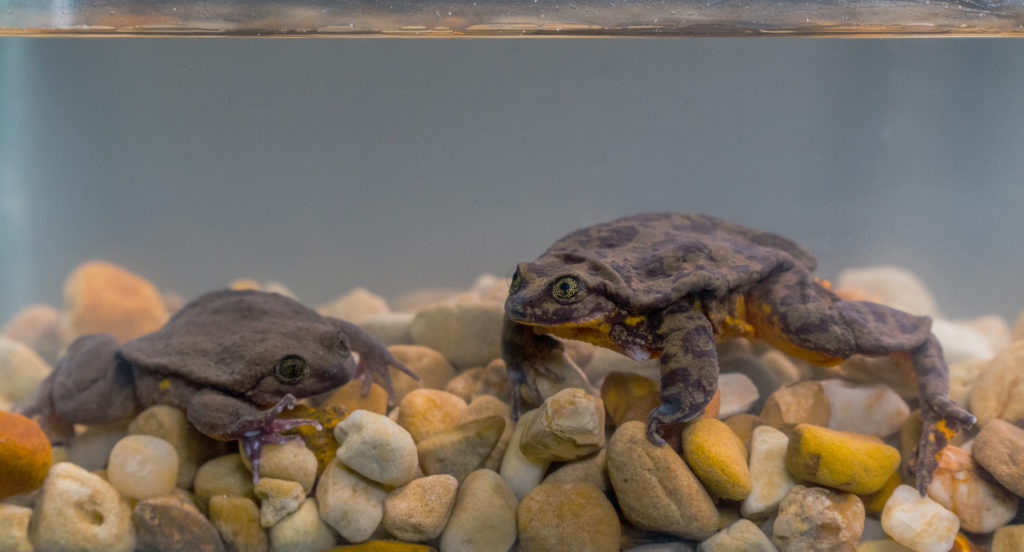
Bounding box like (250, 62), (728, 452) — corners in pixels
(2, 38), (1022, 323)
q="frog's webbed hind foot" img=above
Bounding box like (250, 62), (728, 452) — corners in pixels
(502, 318), (565, 421)
(238, 393), (322, 484)
(327, 317), (419, 404)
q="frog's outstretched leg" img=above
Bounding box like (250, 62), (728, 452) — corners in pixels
(503, 315), (566, 421)
(327, 318), (419, 403)
(22, 333), (140, 443)
(648, 302), (719, 445)
(744, 267), (976, 494)
(187, 390), (321, 483)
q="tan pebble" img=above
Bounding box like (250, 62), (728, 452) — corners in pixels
(741, 425), (796, 518)
(0, 410), (52, 499)
(517, 482), (620, 552)
(360, 312), (415, 346)
(837, 355), (918, 399)
(62, 260), (168, 343)
(335, 409), (419, 486)
(759, 350), (803, 386)
(697, 518), (774, 552)
(107, 434), (179, 500)
(439, 469), (518, 552)
(409, 302), (504, 369)
(717, 372), (760, 418)
(519, 388), (604, 462)
(582, 346), (661, 390)
(445, 366), (483, 402)
(881, 484), (959, 552)
(382, 474), (458, 542)
(459, 395), (512, 471)
(772, 485), (865, 552)
(268, 498), (338, 552)
(417, 415), (505, 481)
(993, 524), (1024, 552)
(948, 359), (986, 408)
(473, 358), (510, 401)
(856, 540), (913, 552)
(682, 417), (751, 501)
(820, 379), (909, 438)
(1, 303), (64, 365)
(601, 371), (661, 428)
(128, 404), (228, 489)
(927, 445), (1018, 533)
(607, 420), (717, 540)
(255, 477), (306, 528)
(134, 493), (225, 552)
(0, 335), (53, 407)
(316, 458), (386, 543)
(387, 344), (457, 401)
(836, 265), (940, 317)
(973, 418), (1024, 497)
(241, 440), (317, 493)
(969, 341), (1024, 426)
(30, 462), (135, 552)
(317, 287), (390, 324)
(322, 380), (389, 414)
(723, 413), (762, 452)
(760, 381), (830, 429)
(194, 454), (256, 510)
(0, 504), (33, 552)
(208, 496), (268, 552)
(397, 389), (467, 442)
(543, 448), (608, 493)
(786, 423), (900, 495)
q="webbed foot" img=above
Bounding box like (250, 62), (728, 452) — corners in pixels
(240, 393), (323, 484)
(506, 332), (565, 421)
(355, 348), (419, 405)
(912, 397), (977, 495)
(645, 402), (703, 447)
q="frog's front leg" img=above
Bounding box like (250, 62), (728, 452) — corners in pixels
(648, 303), (719, 446)
(186, 389), (322, 483)
(327, 317), (419, 401)
(502, 315), (565, 421)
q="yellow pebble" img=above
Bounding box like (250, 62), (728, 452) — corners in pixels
(786, 423), (900, 495)
(682, 418), (752, 501)
(600, 371), (661, 428)
(322, 541), (434, 552)
(860, 469), (903, 514)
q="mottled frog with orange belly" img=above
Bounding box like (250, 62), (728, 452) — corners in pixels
(503, 212), (974, 492)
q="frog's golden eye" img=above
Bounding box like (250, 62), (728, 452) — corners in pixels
(275, 355), (308, 384)
(336, 334), (351, 356)
(509, 267), (523, 294)
(551, 276), (582, 303)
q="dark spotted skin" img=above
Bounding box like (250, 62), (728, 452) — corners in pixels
(24, 289), (416, 482)
(503, 212), (975, 493)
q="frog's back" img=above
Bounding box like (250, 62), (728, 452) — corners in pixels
(543, 213), (817, 305)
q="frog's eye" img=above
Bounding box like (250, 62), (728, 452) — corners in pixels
(275, 355), (308, 384)
(509, 267), (523, 294)
(551, 276), (583, 303)
(336, 334), (351, 356)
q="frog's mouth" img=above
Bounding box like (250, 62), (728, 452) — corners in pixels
(519, 318), (618, 353)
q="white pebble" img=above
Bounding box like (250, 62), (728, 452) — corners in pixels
(335, 409), (419, 486)
(0, 504), (33, 552)
(315, 458), (386, 543)
(740, 425), (796, 518)
(268, 498), (337, 552)
(881, 485), (959, 552)
(30, 462), (136, 552)
(931, 318), (995, 364)
(107, 434), (179, 500)
(820, 379), (909, 437)
(717, 372), (760, 418)
(498, 409), (551, 501)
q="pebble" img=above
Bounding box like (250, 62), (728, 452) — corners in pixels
(62, 260), (168, 343)
(519, 388), (605, 462)
(926, 445), (1018, 533)
(0, 410), (52, 499)
(723, 413), (762, 452)
(409, 301), (504, 369)
(317, 287), (391, 324)
(881, 484), (959, 552)
(836, 265), (940, 317)
(1, 303), (65, 365)
(107, 434), (179, 500)
(133, 493), (225, 552)
(968, 340), (1024, 426)
(417, 415), (505, 481)
(473, 358), (511, 401)
(836, 355), (918, 399)
(681, 417), (752, 501)
(862, 471), (902, 514)
(966, 314), (1012, 353)
(0, 504), (33, 552)
(697, 519), (774, 552)
(386, 345), (457, 401)
(772, 485), (865, 552)
(323, 380), (389, 415)
(582, 346), (662, 389)
(607, 420), (718, 540)
(498, 409), (550, 500)
(268, 498), (338, 552)
(255, 477), (306, 528)
(759, 350), (804, 387)
(445, 366), (482, 401)
(242, 440), (318, 493)
(601, 371), (661, 428)
(972, 418), (1024, 497)
(992, 525), (1024, 552)
(459, 394), (512, 471)
(947, 359), (985, 408)
(66, 422), (128, 471)
(439, 469), (518, 552)
(717, 372), (760, 418)
(931, 319), (996, 365)
(360, 312), (415, 346)
(0, 335), (52, 407)
(316, 458), (387, 543)
(820, 380), (909, 438)
(741, 425), (797, 518)
(207, 496), (268, 552)
(128, 404), (228, 489)
(397, 389), (467, 443)
(382, 474), (458, 542)
(856, 540), (912, 552)
(543, 448), (609, 493)
(29, 461), (136, 552)
(760, 381), (830, 429)
(625, 545), (696, 552)
(786, 423), (900, 495)
(335, 409), (419, 486)
(322, 542), (435, 552)
(517, 482), (621, 552)
(194, 454), (256, 509)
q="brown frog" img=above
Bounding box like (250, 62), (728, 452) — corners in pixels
(24, 289), (415, 481)
(503, 212), (975, 492)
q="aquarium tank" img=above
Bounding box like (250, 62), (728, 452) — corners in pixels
(1, 2), (1024, 551)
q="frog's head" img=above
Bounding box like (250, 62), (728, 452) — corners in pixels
(504, 255), (622, 329)
(245, 326), (357, 409)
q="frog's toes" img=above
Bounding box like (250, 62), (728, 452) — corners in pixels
(931, 397), (976, 432)
(356, 352), (419, 401)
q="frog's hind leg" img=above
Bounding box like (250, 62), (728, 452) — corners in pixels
(745, 268), (976, 494)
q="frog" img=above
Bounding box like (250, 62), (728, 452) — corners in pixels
(24, 289), (416, 481)
(503, 212), (975, 493)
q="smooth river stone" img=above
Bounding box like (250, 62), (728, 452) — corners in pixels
(517, 482), (621, 552)
(316, 458), (387, 543)
(926, 445), (1018, 533)
(972, 418), (1024, 497)
(30, 462), (136, 552)
(62, 260), (168, 343)
(881, 484), (959, 552)
(741, 425), (796, 518)
(519, 388), (605, 462)
(439, 469), (518, 552)
(335, 409), (419, 486)
(107, 434), (179, 500)
(382, 474), (458, 542)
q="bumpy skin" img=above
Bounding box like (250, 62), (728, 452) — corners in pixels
(503, 212), (975, 493)
(24, 289), (415, 482)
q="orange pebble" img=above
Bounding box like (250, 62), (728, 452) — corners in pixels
(0, 411), (52, 499)
(63, 260), (168, 343)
